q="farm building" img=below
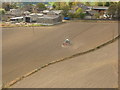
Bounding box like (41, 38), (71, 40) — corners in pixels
(85, 6), (109, 19)
(37, 15), (62, 25)
(87, 6), (108, 12)
(9, 10), (63, 25)
(10, 17), (24, 23)
(24, 10), (63, 24)
(24, 13), (43, 22)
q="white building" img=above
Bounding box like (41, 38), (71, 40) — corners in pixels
(10, 16), (24, 23)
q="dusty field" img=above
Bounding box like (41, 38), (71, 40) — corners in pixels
(11, 40), (118, 88)
(2, 21), (118, 85)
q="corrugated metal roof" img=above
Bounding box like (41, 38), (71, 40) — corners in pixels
(38, 15), (59, 19)
(88, 6), (109, 10)
(10, 17), (23, 19)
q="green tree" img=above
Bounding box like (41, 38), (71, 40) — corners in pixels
(0, 8), (5, 15)
(117, 1), (120, 19)
(98, 2), (104, 6)
(68, 12), (75, 18)
(2, 2), (13, 11)
(94, 13), (100, 19)
(52, 2), (61, 10)
(104, 2), (110, 7)
(10, 3), (18, 9)
(68, 2), (74, 9)
(68, 8), (84, 18)
(74, 8), (83, 18)
(22, 4), (33, 12)
(53, 2), (71, 10)
(74, 13), (80, 18)
(108, 3), (117, 18)
(80, 13), (86, 19)
(52, 4), (56, 9)
(2, 2), (18, 11)
(85, 2), (91, 6)
(94, 2), (99, 6)
(62, 5), (70, 17)
(36, 3), (46, 11)
(76, 8), (83, 14)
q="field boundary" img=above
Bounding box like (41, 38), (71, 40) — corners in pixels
(2, 34), (120, 89)
(1, 20), (119, 28)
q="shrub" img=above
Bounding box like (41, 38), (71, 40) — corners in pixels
(0, 8), (5, 15)
(68, 12), (75, 18)
(94, 13), (100, 19)
(80, 13), (86, 19)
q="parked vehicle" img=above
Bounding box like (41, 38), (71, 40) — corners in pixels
(64, 17), (70, 20)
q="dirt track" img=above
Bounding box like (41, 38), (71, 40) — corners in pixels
(2, 21), (118, 85)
